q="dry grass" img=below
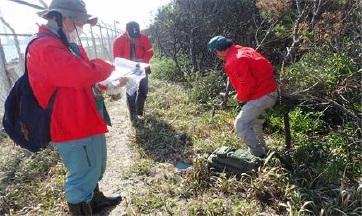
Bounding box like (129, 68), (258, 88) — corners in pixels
(0, 78), (360, 215)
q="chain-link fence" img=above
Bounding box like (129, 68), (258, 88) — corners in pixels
(0, 21), (122, 115)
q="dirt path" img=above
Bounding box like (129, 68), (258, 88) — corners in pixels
(95, 95), (139, 215)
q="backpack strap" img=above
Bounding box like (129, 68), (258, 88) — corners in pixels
(24, 33), (58, 109)
(24, 32), (54, 75)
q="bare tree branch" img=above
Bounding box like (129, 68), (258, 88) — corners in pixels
(311, 96), (362, 130)
(37, 0), (48, 9)
(255, 17), (283, 50)
(9, 0), (46, 10)
(290, 81), (320, 96)
(311, 0), (323, 29)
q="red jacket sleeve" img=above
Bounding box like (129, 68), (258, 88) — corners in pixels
(141, 35), (153, 63)
(227, 58), (256, 102)
(28, 39), (113, 88)
(113, 37), (125, 59)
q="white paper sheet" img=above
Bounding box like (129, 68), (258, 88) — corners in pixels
(98, 57), (149, 95)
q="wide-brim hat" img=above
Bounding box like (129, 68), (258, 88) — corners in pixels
(38, 0), (98, 26)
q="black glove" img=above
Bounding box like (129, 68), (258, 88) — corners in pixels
(145, 66), (151, 74)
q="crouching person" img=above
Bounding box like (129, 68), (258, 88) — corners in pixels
(207, 36), (278, 158)
(30, 0), (127, 215)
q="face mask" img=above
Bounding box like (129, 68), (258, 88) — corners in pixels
(68, 25), (83, 44)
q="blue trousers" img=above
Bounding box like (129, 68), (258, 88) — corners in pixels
(52, 134), (107, 204)
(127, 75), (148, 116)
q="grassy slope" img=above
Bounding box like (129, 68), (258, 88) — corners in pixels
(126, 79), (361, 215)
(125, 80), (289, 215)
(0, 78), (360, 215)
(0, 135), (66, 215)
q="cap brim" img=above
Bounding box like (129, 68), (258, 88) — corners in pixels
(86, 16), (98, 26)
(37, 9), (51, 18)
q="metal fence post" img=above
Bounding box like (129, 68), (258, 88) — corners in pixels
(98, 25), (109, 60)
(105, 24), (112, 59)
(90, 26), (97, 58)
(0, 38), (12, 115)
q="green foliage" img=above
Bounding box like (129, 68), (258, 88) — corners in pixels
(289, 108), (323, 135)
(129, 192), (169, 214)
(2, 78), (361, 215)
(232, 199), (260, 215)
(188, 197), (229, 216)
(151, 56), (181, 82)
(149, 0), (260, 70)
(273, 24), (289, 38)
(150, 55), (230, 108)
(151, 54), (193, 83)
(285, 48), (357, 92)
(270, 106), (360, 185)
(188, 71), (225, 106)
(296, 124), (361, 181)
(128, 158), (154, 176)
(2, 0), (361, 214)
(269, 107), (322, 134)
(0, 146), (66, 215)
(184, 157), (212, 193)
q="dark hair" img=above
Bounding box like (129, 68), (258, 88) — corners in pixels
(47, 11), (69, 47)
(217, 39), (233, 51)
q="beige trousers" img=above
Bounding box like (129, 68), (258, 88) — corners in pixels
(234, 91), (277, 157)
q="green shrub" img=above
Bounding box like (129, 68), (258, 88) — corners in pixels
(189, 71), (225, 106)
(285, 48), (357, 92)
(269, 106), (361, 184)
(294, 123), (361, 184)
(151, 54), (192, 83)
(268, 107), (323, 137)
(151, 56), (181, 82)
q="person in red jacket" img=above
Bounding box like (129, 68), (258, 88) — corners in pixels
(113, 21), (154, 122)
(208, 35), (278, 157)
(31, 0), (126, 214)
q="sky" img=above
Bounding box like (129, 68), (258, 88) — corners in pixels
(0, 0), (170, 34)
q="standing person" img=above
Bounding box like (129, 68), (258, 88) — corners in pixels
(31, 0), (126, 215)
(113, 21), (154, 122)
(207, 35), (278, 158)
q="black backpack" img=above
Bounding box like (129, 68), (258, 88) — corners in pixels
(2, 34), (56, 153)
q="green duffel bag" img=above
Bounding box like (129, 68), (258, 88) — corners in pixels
(207, 146), (262, 174)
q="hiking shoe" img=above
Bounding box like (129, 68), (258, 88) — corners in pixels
(68, 202), (92, 216)
(91, 184), (122, 213)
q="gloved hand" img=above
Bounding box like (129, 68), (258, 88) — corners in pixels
(145, 65), (151, 74)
